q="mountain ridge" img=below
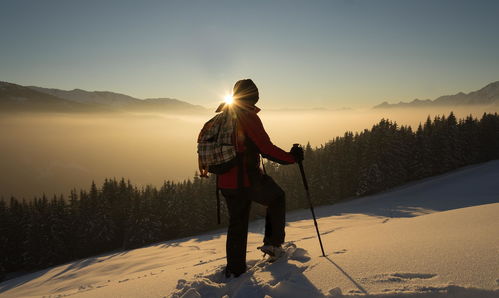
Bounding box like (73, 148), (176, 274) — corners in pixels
(0, 81), (206, 113)
(0, 81), (105, 112)
(374, 81), (499, 108)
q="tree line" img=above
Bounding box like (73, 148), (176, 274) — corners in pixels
(267, 112), (499, 210)
(1, 112), (498, 281)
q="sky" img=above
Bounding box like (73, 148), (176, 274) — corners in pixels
(1, 0), (499, 109)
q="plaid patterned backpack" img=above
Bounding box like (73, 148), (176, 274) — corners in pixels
(197, 108), (237, 175)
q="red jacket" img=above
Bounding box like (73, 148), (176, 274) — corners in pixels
(217, 104), (295, 189)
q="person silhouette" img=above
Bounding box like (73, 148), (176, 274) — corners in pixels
(217, 79), (303, 277)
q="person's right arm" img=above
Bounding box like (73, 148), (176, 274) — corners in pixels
(239, 111), (295, 164)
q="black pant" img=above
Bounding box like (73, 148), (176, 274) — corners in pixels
(222, 182), (286, 275)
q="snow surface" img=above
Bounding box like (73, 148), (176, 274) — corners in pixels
(1, 161), (499, 298)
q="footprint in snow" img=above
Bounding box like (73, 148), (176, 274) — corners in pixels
(392, 273), (437, 279)
(171, 243), (320, 298)
(321, 229), (336, 235)
(333, 249), (347, 254)
(299, 236), (315, 241)
(327, 287), (343, 297)
(373, 273), (437, 283)
(194, 256), (226, 267)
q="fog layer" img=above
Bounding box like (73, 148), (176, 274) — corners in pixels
(1, 106), (497, 199)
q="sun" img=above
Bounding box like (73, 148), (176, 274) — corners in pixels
(224, 94), (233, 104)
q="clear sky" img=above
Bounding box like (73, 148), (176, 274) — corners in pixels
(1, 0), (499, 109)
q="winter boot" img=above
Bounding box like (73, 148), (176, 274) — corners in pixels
(224, 267), (244, 278)
(257, 244), (284, 262)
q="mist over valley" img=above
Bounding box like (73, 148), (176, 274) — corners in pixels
(1, 105), (497, 199)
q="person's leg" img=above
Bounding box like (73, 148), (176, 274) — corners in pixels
(223, 190), (251, 275)
(263, 191), (286, 246)
(263, 209), (272, 245)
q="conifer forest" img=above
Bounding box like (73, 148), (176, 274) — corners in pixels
(1, 112), (498, 280)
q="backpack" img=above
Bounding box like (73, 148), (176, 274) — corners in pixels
(197, 107), (237, 175)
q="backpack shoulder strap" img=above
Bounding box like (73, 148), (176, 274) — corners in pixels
(261, 155), (267, 175)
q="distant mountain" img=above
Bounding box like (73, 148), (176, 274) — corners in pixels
(0, 81), (103, 112)
(128, 98), (206, 111)
(28, 86), (138, 107)
(374, 81), (499, 109)
(0, 81), (206, 113)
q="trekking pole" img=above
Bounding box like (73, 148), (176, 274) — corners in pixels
(293, 144), (326, 257)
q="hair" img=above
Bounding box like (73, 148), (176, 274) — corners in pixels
(233, 79), (259, 105)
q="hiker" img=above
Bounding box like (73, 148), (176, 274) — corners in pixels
(217, 79), (304, 278)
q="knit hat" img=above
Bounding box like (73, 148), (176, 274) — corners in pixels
(233, 79), (259, 105)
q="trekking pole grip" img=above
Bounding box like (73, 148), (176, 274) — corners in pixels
(293, 144), (309, 191)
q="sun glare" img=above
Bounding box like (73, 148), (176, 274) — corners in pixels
(224, 94), (233, 104)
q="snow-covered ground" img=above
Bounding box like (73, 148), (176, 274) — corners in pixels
(1, 161), (499, 298)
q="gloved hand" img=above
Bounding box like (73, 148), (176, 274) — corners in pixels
(290, 144), (304, 163)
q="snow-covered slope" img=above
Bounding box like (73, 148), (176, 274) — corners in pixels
(1, 161), (498, 298)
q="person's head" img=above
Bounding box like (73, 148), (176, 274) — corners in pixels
(233, 79), (259, 106)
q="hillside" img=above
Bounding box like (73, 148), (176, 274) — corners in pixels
(0, 81), (97, 112)
(0, 81), (206, 113)
(374, 81), (499, 108)
(0, 161), (498, 297)
(28, 86), (139, 107)
(29, 86), (206, 112)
